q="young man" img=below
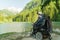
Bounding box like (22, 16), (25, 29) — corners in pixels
(31, 12), (52, 37)
(31, 12), (46, 35)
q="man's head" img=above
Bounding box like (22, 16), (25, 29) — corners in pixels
(37, 12), (43, 17)
(37, 12), (42, 15)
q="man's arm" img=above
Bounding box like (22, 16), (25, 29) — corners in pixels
(34, 17), (45, 26)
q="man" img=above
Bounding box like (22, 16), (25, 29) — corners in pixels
(31, 12), (46, 35)
(31, 12), (52, 36)
(34, 12), (45, 26)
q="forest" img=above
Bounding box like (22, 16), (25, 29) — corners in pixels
(13, 0), (60, 23)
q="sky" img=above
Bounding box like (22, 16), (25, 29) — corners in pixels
(0, 0), (31, 12)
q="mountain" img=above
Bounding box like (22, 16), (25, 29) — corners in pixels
(7, 7), (22, 13)
(0, 9), (17, 23)
(0, 7), (23, 23)
(13, 0), (60, 22)
(0, 9), (14, 16)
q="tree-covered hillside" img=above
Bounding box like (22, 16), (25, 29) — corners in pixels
(0, 9), (16, 23)
(13, 0), (60, 22)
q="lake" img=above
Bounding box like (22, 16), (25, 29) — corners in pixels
(0, 22), (32, 34)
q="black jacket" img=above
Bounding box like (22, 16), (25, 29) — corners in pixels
(34, 15), (45, 27)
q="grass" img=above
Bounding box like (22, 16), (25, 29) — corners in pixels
(52, 22), (60, 29)
(0, 32), (17, 38)
(0, 32), (25, 40)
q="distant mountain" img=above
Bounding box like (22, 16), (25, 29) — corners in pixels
(0, 9), (14, 16)
(6, 7), (22, 13)
(0, 7), (22, 16)
(0, 9), (17, 23)
(0, 7), (23, 23)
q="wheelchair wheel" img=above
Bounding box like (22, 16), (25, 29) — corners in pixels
(36, 32), (43, 40)
(49, 36), (52, 40)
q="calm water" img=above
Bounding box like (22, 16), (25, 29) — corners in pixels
(0, 22), (32, 34)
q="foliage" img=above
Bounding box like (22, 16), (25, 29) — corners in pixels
(13, 0), (60, 22)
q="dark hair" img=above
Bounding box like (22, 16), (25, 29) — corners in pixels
(47, 16), (50, 20)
